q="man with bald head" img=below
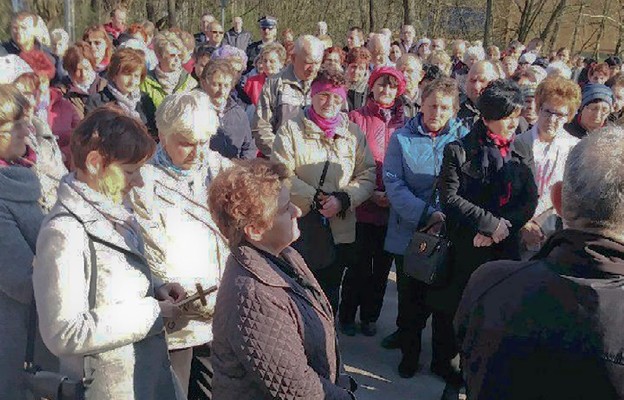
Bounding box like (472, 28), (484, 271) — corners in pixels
(205, 21), (225, 47)
(458, 60), (500, 129)
(368, 33), (393, 68)
(224, 16), (252, 51)
(253, 35), (324, 155)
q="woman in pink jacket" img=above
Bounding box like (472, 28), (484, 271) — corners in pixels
(339, 66), (406, 336)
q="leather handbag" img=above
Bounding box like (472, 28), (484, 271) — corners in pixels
(291, 160), (337, 271)
(403, 178), (452, 286)
(22, 236), (98, 400)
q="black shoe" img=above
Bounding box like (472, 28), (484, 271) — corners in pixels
(431, 364), (463, 387)
(381, 329), (400, 349)
(360, 322), (377, 337)
(340, 322), (357, 336)
(398, 356), (419, 378)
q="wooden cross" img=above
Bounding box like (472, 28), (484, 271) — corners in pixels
(174, 283), (217, 307)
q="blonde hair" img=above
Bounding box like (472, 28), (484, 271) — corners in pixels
(153, 31), (186, 59)
(156, 91), (218, 143)
(0, 84), (29, 125)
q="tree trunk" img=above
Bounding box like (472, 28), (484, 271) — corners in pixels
(146, 0), (155, 23)
(594, 0), (611, 58)
(615, 0), (624, 55)
(539, 0), (566, 42)
(547, 20), (560, 52)
(570, 3), (584, 53)
(403, 0), (411, 25)
(167, 0), (177, 28)
(369, 0), (375, 32)
(483, 0), (493, 47)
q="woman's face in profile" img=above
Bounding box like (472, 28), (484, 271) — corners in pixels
(483, 108), (522, 139)
(92, 160), (146, 203)
(255, 185), (301, 251)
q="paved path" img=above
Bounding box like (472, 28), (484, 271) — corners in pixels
(338, 269), (446, 400)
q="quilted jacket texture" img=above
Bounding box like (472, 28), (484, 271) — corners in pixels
(211, 244), (355, 399)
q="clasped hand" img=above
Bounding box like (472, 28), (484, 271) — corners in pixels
(473, 218), (512, 248)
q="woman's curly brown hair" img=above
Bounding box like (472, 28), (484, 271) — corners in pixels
(208, 159), (291, 248)
(312, 67), (347, 87)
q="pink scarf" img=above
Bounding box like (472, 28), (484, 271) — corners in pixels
(307, 106), (342, 139)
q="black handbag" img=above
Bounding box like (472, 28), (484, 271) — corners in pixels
(403, 179), (452, 286)
(291, 160), (337, 271)
(22, 238), (98, 400)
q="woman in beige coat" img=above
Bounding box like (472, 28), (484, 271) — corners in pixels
(129, 90), (231, 396)
(33, 107), (186, 400)
(271, 68), (376, 313)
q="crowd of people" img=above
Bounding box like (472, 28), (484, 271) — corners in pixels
(2, 5), (624, 400)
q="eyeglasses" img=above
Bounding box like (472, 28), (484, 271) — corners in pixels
(211, 30), (224, 34)
(540, 108), (568, 120)
(260, 27), (275, 31)
(584, 104), (611, 115)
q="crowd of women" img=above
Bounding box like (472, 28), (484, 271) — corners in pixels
(0, 7), (621, 400)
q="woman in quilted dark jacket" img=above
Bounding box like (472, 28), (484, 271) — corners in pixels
(208, 159), (356, 400)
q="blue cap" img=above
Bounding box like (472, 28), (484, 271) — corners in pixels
(258, 16), (277, 28)
(581, 83), (613, 109)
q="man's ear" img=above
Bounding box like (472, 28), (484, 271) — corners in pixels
(551, 181), (563, 217)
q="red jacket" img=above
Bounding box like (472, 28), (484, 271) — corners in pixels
(349, 98), (405, 226)
(243, 73), (267, 106)
(48, 88), (80, 168)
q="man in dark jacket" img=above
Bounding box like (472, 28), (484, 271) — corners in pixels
(456, 127), (624, 400)
(224, 17), (252, 51)
(245, 16), (277, 73)
(457, 60), (498, 130)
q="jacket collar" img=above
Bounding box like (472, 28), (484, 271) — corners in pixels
(535, 229), (624, 277)
(233, 244), (334, 322)
(280, 64), (306, 88)
(410, 113), (459, 138)
(0, 166), (41, 202)
(55, 179), (147, 261)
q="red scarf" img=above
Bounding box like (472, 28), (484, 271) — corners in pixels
(486, 130), (514, 158)
(307, 107), (342, 139)
(0, 146), (37, 168)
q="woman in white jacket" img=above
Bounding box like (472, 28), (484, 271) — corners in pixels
(128, 90), (231, 397)
(33, 106), (186, 400)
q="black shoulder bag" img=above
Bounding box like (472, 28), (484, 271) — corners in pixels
(403, 177), (452, 286)
(23, 237), (98, 400)
(291, 160), (337, 271)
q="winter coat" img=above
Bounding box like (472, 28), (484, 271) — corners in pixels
(436, 121), (538, 313)
(0, 167), (56, 400)
(253, 64), (312, 156)
(47, 87), (80, 165)
(224, 29), (252, 51)
(64, 75), (108, 120)
(457, 95), (480, 130)
(128, 150), (232, 350)
(85, 84), (157, 138)
(383, 114), (469, 255)
(33, 177), (183, 400)
(456, 229), (624, 400)
(211, 244), (355, 400)
(401, 93), (421, 119)
(140, 70), (198, 110)
(271, 110), (376, 244)
(210, 97), (257, 159)
(349, 98), (406, 226)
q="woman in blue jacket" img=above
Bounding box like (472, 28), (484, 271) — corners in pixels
(383, 77), (468, 380)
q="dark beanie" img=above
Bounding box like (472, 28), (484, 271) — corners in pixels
(581, 84), (613, 109)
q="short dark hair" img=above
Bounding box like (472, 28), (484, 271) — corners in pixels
(477, 79), (524, 121)
(72, 105), (156, 171)
(312, 68), (347, 87)
(422, 64), (443, 83)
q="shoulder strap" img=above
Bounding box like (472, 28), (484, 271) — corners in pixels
(318, 160), (330, 190)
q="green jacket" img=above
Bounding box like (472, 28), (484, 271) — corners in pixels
(140, 70), (198, 109)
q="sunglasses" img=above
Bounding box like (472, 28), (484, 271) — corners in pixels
(211, 30), (224, 34)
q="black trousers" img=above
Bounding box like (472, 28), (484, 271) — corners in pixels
(339, 222), (394, 324)
(395, 256), (457, 368)
(312, 243), (356, 315)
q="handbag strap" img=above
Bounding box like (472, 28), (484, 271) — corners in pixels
(25, 216), (98, 367)
(317, 160), (330, 190)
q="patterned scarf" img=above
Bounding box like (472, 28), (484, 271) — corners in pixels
(107, 83), (142, 120)
(154, 67), (182, 95)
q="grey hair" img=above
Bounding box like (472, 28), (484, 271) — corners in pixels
(367, 33), (390, 52)
(294, 35), (324, 57)
(464, 45), (485, 64)
(396, 53), (422, 69)
(562, 126), (624, 232)
(156, 90), (218, 142)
